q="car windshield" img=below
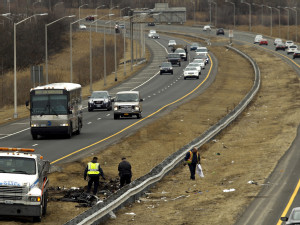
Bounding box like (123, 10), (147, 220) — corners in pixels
(168, 54), (180, 58)
(91, 92), (108, 98)
(191, 43), (199, 47)
(161, 62), (171, 67)
(0, 156), (36, 175)
(116, 93), (139, 102)
(169, 40), (175, 44)
(290, 46), (297, 48)
(196, 49), (207, 53)
(31, 94), (68, 115)
(291, 211), (300, 220)
(189, 63), (200, 67)
(175, 49), (185, 53)
(185, 67), (197, 71)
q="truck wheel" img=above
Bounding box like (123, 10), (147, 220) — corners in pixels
(33, 204), (43, 222)
(67, 124), (72, 138)
(179, 63), (181, 67)
(114, 115), (119, 120)
(137, 113), (142, 119)
(75, 120), (81, 135)
(32, 134), (38, 140)
(42, 191), (48, 216)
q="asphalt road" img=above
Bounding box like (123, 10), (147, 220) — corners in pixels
(0, 31), (217, 166)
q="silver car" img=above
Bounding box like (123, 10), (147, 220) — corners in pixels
(88, 91), (112, 111)
(112, 91), (143, 119)
(281, 207), (300, 224)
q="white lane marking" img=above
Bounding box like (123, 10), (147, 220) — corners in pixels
(106, 114), (110, 116)
(87, 122), (92, 125)
(0, 127), (30, 140)
(148, 96), (151, 98)
(32, 144), (38, 147)
(97, 118), (102, 120)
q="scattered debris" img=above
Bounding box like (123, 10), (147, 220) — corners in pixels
(248, 180), (258, 185)
(109, 211), (116, 219)
(223, 188), (236, 192)
(125, 212), (136, 216)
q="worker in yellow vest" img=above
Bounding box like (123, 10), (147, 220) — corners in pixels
(84, 157), (105, 195)
(184, 147), (201, 180)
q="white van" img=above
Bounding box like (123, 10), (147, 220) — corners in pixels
(254, 35), (263, 44)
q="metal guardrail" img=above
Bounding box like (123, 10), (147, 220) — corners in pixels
(65, 45), (260, 225)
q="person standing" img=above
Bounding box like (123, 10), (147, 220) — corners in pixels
(184, 147), (201, 180)
(84, 157), (105, 195)
(118, 157), (132, 188)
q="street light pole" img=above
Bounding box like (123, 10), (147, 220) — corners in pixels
(267, 6), (272, 36)
(45, 15), (75, 84)
(274, 7), (280, 38)
(283, 7), (290, 40)
(109, 6), (119, 33)
(290, 7), (298, 42)
(225, 0), (235, 29)
(210, 1), (217, 27)
(241, 0), (251, 32)
(13, 13), (48, 118)
(95, 5), (106, 32)
(79, 4), (88, 25)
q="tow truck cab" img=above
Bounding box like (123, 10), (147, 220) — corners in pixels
(0, 147), (50, 222)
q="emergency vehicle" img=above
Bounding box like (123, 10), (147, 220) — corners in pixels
(0, 147), (50, 222)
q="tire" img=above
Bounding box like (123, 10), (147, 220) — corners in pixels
(184, 77), (186, 80)
(114, 114), (119, 120)
(179, 63), (181, 67)
(67, 124), (72, 138)
(33, 204), (43, 222)
(42, 191), (48, 216)
(171, 71), (173, 74)
(197, 75), (199, 79)
(160, 72), (162, 75)
(32, 134), (38, 140)
(88, 107), (92, 112)
(75, 120), (81, 135)
(137, 113), (142, 119)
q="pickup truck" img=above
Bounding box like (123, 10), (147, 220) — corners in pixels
(0, 147), (50, 222)
(166, 53), (181, 66)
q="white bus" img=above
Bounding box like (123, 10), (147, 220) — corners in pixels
(26, 83), (83, 139)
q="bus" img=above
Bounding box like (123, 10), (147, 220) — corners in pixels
(26, 83), (83, 140)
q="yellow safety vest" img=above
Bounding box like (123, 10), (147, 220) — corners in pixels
(187, 151), (200, 164)
(87, 162), (100, 175)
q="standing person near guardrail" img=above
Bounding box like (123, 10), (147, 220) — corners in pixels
(84, 157), (105, 195)
(118, 157), (132, 188)
(184, 147), (201, 180)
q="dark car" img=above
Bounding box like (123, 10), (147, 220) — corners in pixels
(148, 22), (155, 26)
(216, 28), (225, 35)
(88, 91), (112, 111)
(275, 43), (286, 51)
(190, 42), (200, 51)
(293, 50), (300, 59)
(86, 16), (95, 21)
(159, 62), (173, 75)
(166, 53), (181, 66)
(152, 33), (160, 39)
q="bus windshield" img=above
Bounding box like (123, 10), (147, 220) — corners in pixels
(0, 157), (36, 175)
(31, 94), (68, 115)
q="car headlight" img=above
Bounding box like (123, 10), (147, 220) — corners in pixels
(135, 106), (140, 111)
(29, 196), (41, 202)
(114, 106), (118, 111)
(31, 124), (38, 127)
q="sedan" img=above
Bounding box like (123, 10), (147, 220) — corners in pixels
(274, 38), (282, 45)
(168, 40), (177, 47)
(285, 40), (294, 48)
(259, 39), (268, 45)
(287, 45), (298, 54)
(275, 43), (286, 51)
(281, 207), (300, 224)
(194, 53), (209, 65)
(195, 47), (208, 55)
(88, 91), (112, 111)
(159, 62), (173, 74)
(183, 67), (199, 80)
(203, 25), (211, 31)
(193, 59), (205, 68)
(293, 50), (300, 59)
(188, 63), (202, 75)
(216, 28), (225, 35)
(152, 33), (160, 39)
(190, 42), (200, 51)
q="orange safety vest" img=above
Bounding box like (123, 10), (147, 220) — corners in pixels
(187, 151), (200, 164)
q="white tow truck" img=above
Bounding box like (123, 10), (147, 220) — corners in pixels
(0, 147), (50, 222)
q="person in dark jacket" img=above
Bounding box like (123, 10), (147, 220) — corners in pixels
(84, 157), (105, 195)
(118, 157), (132, 188)
(184, 147), (201, 180)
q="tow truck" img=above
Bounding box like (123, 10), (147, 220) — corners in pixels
(0, 147), (50, 222)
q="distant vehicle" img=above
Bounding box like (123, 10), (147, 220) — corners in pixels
(254, 35), (263, 44)
(274, 38), (283, 45)
(168, 40), (177, 47)
(148, 22), (155, 26)
(187, 62), (202, 75)
(184, 67), (199, 80)
(190, 42), (200, 51)
(166, 53), (181, 66)
(79, 24), (87, 30)
(148, 30), (156, 38)
(203, 25), (211, 31)
(275, 43), (286, 51)
(112, 91), (143, 119)
(285, 40), (294, 48)
(0, 147), (50, 222)
(152, 33), (160, 39)
(159, 62), (173, 75)
(88, 91), (112, 111)
(86, 16), (95, 21)
(281, 207), (300, 224)
(194, 53), (209, 65)
(216, 28), (225, 35)
(293, 50), (300, 59)
(193, 58), (205, 68)
(259, 39), (268, 45)
(26, 83), (82, 139)
(174, 48), (187, 61)
(287, 45), (298, 54)
(195, 47), (208, 55)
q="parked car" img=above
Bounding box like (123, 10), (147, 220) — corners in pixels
(259, 39), (268, 45)
(287, 45), (298, 54)
(159, 62), (173, 75)
(216, 28), (225, 35)
(285, 40), (294, 48)
(190, 42), (200, 51)
(184, 67), (199, 80)
(275, 43), (286, 51)
(281, 207), (300, 224)
(293, 50), (300, 59)
(254, 35), (263, 44)
(203, 25), (211, 31)
(274, 38), (283, 45)
(152, 33), (160, 39)
(88, 91), (112, 111)
(148, 30), (156, 38)
(112, 91), (143, 119)
(174, 48), (187, 61)
(168, 40), (177, 47)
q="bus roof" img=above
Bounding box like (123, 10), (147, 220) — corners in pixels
(31, 83), (81, 92)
